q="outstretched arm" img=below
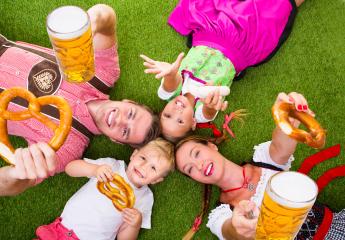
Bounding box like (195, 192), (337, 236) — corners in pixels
(222, 201), (259, 240)
(65, 160), (113, 181)
(140, 53), (184, 92)
(269, 92), (313, 165)
(88, 4), (117, 50)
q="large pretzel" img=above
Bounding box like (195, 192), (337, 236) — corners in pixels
(97, 173), (135, 211)
(272, 102), (326, 149)
(0, 87), (72, 164)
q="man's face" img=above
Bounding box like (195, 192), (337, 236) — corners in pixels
(93, 100), (152, 145)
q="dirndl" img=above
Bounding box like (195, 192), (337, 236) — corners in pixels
(168, 0), (297, 73)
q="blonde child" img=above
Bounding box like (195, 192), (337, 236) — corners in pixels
(35, 138), (174, 240)
(141, 0), (304, 142)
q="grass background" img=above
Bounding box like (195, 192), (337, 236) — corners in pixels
(0, 0), (344, 239)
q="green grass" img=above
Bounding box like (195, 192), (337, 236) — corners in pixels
(0, 0), (345, 239)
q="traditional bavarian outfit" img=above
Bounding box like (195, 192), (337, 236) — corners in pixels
(0, 34), (120, 182)
(207, 142), (345, 240)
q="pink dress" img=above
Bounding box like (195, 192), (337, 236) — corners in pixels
(168, 0), (297, 73)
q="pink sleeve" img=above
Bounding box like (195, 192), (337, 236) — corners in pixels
(94, 45), (120, 87)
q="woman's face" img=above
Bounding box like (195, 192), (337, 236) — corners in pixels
(175, 140), (225, 184)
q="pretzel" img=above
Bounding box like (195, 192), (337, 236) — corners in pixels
(272, 102), (326, 149)
(97, 173), (135, 211)
(0, 87), (72, 164)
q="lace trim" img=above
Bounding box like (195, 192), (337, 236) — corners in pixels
(206, 204), (232, 228)
(250, 168), (269, 205)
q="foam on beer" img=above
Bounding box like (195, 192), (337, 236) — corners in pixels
(47, 6), (89, 39)
(268, 171), (318, 208)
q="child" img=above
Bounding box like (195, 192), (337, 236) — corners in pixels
(35, 138), (174, 240)
(141, 0), (303, 142)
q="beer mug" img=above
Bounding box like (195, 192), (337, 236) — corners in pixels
(255, 171), (318, 240)
(47, 6), (95, 83)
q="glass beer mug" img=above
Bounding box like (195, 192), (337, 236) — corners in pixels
(47, 6), (95, 83)
(255, 171), (318, 240)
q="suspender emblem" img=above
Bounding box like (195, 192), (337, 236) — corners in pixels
(33, 69), (57, 94)
(28, 60), (61, 97)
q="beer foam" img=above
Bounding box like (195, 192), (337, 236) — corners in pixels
(47, 6), (89, 39)
(268, 171), (318, 208)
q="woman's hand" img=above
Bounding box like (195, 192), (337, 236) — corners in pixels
(140, 53), (184, 79)
(95, 164), (113, 182)
(122, 208), (142, 228)
(275, 92), (314, 128)
(231, 200), (259, 240)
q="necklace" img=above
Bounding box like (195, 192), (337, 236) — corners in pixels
(222, 167), (256, 193)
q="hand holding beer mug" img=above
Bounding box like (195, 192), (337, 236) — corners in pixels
(255, 172), (318, 240)
(47, 6), (95, 83)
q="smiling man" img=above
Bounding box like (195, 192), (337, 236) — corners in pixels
(0, 4), (160, 196)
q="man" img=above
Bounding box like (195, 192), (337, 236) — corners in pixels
(0, 4), (160, 196)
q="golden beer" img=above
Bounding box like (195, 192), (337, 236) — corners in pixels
(255, 171), (317, 240)
(47, 6), (95, 83)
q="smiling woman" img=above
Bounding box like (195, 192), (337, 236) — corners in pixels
(175, 92), (345, 240)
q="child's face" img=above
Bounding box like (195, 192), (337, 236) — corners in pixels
(160, 95), (196, 139)
(127, 144), (171, 188)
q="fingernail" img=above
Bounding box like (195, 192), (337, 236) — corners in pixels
(303, 105), (308, 110)
(288, 96), (294, 103)
(297, 104), (303, 110)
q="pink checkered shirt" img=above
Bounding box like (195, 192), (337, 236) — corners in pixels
(0, 41), (120, 176)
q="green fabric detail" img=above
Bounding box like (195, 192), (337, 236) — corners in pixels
(168, 46), (236, 113)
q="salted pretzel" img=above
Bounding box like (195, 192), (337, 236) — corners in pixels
(97, 173), (135, 211)
(0, 87), (72, 164)
(272, 102), (326, 149)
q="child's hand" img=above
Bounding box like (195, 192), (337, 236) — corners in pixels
(122, 208), (142, 228)
(201, 90), (228, 112)
(95, 164), (113, 182)
(140, 53), (184, 79)
(275, 92), (315, 128)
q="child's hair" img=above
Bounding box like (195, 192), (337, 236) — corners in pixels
(143, 137), (175, 174)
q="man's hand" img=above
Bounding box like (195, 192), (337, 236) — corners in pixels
(7, 142), (57, 180)
(95, 164), (113, 182)
(140, 53), (184, 79)
(122, 208), (142, 228)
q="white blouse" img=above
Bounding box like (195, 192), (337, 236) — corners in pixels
(206, 141), (294, 240)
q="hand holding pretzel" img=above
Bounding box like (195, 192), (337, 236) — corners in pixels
(97, 173), (135, 211)
(272, 92), (326, 149)
(0, 87), (72, 165)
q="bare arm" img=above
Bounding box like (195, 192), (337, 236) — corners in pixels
(88, 4), (117, 50)
(65, 160), (113, 182)
(140, 53), (184, 92)
(269, 92), (312, 165)
(162, 71), (182, 92)
(269, 126), (298, 165)
(65, 160), (98, 177)
(117, 208), (142, 240)
(222, 201), (259, 240)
